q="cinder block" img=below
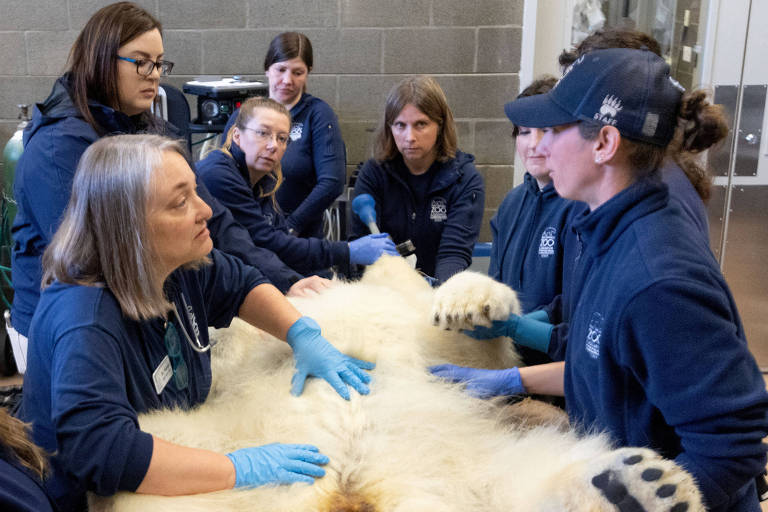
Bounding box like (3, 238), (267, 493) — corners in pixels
(339, 120), (377, 165)
(202, 30), (275, 75)
(248, 0), (338, 28)
(160, 0), (247, 29)
(0, 32), (27, 75)
(383, 28), (474, 74)
(300, 29), (381, 74)
(0, 77), (57, 119)
(337, 74), (404, 120)
(474, 121), (514, 164)
(432, 0), (523, 26)
(436, 74), (519, 119)
(455, 120), (473, 156)
(0, 0), (68, 30)
(163, 31), (202, 75)
(479, 208), (496, 243)
(26, 31), (77, 76)
(305, 74), (337, 110)
(477, 28), (522, 73)
(69, 0), (157, 30)
(341, 0), (429, 27)
(476, 165), (515, 208)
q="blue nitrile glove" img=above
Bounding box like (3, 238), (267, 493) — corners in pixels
(286, 316), (375, 400)
(463, 313), (552, 353)
(348, 233), (398, 265)
(523, 309), (550, 323)
(226, 443), (329, 488)
(429, 364), (525, 398)
(423, 274), (439, 287)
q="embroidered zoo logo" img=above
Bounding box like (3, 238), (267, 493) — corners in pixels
(289, 122), (303, 141)
(594, 95), (622, 126)
(585, 311), (604, 359)
(429, 197), (448, 222)
(538, 227), (557, 258)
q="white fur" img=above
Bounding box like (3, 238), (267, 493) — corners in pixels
(90, 256), (702, 511)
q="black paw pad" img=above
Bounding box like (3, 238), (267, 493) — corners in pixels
(592, 470), (647, 512)
(623, 454), (643, 465)
(433, 313), (440, 324)
(656, 484), (676, 498)
(670, 503), (689, 512)
(641, 468), (663, 481)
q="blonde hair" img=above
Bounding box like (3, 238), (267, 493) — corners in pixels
(43, 134), (192, 321)
(220, 97), (290, 208)
(374, 75), (458, 163)
(0, 408), (48, 478)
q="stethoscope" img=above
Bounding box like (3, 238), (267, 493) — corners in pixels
(170, 292), (215, 353)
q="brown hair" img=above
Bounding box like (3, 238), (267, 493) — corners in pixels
(578, 90), (727, 190)
(220, 97), (290, 206)
(67, 2), (163, 135)
(374, 75), (458, 162)
(562, 28), (727, 201)
(512, 76), (558, 137)
(264, 32), (313, 95)
(43, 135), (194, 321)
(0, 408), (48, 478)
(558, 28), (662, 69)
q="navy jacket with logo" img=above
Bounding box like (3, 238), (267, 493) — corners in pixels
(197, 143), (349, 275)
(221, 93), (346, 238)
(11, 76), (297, 337)
(563, 177), (768, 512)
(19, 249), (265, 512)
(350, 151), (484, 282)
(489, 173), (578, 313)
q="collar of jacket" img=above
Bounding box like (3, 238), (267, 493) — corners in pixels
(384, 150), (475, 194)
(523, 172), (559, 199)
(571, 175), (669, 258)
(288, 92), (313, 118)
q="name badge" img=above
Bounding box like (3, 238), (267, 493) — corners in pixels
(153, 355), (173, 395)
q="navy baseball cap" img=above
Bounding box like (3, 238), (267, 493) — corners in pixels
(504, 48), (685, 146)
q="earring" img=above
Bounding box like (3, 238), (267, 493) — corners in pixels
(595, 155), (602, 163)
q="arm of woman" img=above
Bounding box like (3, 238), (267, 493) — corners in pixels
(434, 168), (485, 282)
(518, 361), (565, 396)
(624, 280), (768, 509)
(285, 103), (346, 235)
(199, 153), (348, 272)
(137, 437), (235, 495)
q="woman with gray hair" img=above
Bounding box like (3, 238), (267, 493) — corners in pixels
(19, 134), (374, 512)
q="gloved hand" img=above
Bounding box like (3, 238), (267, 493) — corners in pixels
(286, 316), (375, 400)
(226, 443), (328, 488)
(523, 309), (550, 323)
(422, 274), (439, 287)
(429, 364), (525, 398)
(463, 313), (552, 353)
(348, 233), (398, 265)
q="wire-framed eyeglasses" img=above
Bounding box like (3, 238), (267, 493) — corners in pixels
(243, 127), (290, 147)
(117, 56), (174, 77)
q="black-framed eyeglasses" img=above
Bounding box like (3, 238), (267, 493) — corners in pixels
(117, 56), (174, 77)
(243, 127), (290, 147)
(163, 321), (189, 391)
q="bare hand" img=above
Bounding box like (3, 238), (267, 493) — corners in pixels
(286, 276), (334, 298)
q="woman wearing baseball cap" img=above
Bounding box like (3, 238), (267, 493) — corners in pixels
(439, 48), (768, 511)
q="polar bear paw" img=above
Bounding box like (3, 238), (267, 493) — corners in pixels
(588, 448), (703, 512)
(431, 271), (520, 331)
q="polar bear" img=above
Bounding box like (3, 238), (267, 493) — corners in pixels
(90, 256), (702, 511)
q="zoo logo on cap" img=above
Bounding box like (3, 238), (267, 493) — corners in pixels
(585, 311), (604, 359)
(538, 227), (557, 258)
(594, 95), (623, 126)
(430, 197), (448, 222)
(289, 122), (303, 141)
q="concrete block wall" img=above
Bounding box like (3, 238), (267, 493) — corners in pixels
(0, 0), (525, 242)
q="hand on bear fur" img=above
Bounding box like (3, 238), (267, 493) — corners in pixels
(286, 316), (375, 400)
(226, 443), (329, 488)
(430, 364), (525, 398)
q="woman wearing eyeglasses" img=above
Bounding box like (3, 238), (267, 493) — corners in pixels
(199, 97), (397, 276)
(10, 3), (319, 358)
(20, 134), (375, 511)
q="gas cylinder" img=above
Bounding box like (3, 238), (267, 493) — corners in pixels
(2, 104), (30, 226)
